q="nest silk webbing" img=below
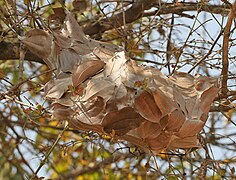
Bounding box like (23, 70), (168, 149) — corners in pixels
(22, 13), (219, 154)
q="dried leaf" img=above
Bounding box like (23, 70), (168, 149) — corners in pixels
(79, 96), (105, 117)
(104, 51), (127, 79)
(172, 87), (187, 116)
(177, 120), (205, 138)
(69, 118), (103, 132)
(160, 115), (169, 128)
(81, 78), (115, 101)
(200, 86), (219, 114)
(58, 49), (82, 73)
(169, 72), (196, 97)
(54, 93), (75, 106)
(72, 0), (87, 12)
(61, 13), (87, 42)
(23, 29), (52, 61)
(93, 47), (114, 62)
(152, 89), (176, 116)
(134, 91), (162, 123)
(185, 98), (200, 118)
(49, 7), (66, 23)
(168, 135), (199, 149)
(170, 72), (194, 89)
(146, 132), (172, 153)
(194, 75), (218, 92)
(44, 75), (72, 99)
(102, 107), (144, 135)
(112, 84), (127, 99)
(165, 110), (186, 132)
(75, 109), (105, 125)
(72, 60), (105, 87)
(137, 121), (162, 139)
(52, 103), (74, 120)
(54, 33), (71, 49)
(122, 61), (152, 88)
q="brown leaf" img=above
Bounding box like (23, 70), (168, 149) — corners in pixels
(72, 0), (87, 12)
(160, 115), (169, 128)
(200, 86), (219, 114)
(152, 89), (176, 116)
(58, 48), (82, 73)
(79, 96), (105, 117)
(112, 84), (127, 99)
(146, 132), (172, 153)
(122, 61), (152, 88)
(75, 106), (105, 125)
(69, 118), (103, 133)
(172, 87), (187, 115)
(134, 91), (162, 123)
(194, 75), (218, 92)
(93, 47), (114, 62)
(176, 120), (204, 138)
(170, 72), (194, 89)
(23, 30), (52, 65)
(72, 60), (105, 87)
(168, 135), (199, 149)
(54, 33), (71, 49)
(185, 98), (200, 118)
(52, 103), (74, 120)
(44, 75), (72, 99)
(137, 121), (162, 139)
(54, 93), (75, 106)
(49, 7), (66, 23)
(104, 51), (127, 79)
(62, 13), (87, 42)
(169, 72), (196, 97)
(165, 110), (186, 132)
(81, 78), (115, 101)
(102, 107), (144, 136)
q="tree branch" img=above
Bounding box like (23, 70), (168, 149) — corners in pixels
(0, 2), (231, 64)
(83, 0), (157, 36)
(0, 41), (45, 64)
(220, 0), (236, 94)
(83, 2), (231, 36)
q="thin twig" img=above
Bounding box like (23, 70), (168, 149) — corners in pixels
(166, 14), (174, 74)
(31, 122), (69, 179)
(53, 153), (134, 180)
(188, 29), (223, 73)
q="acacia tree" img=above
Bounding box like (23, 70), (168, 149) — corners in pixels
(0, 0), (236, 179)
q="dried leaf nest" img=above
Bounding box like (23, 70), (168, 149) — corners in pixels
(23, 13), (219, 154)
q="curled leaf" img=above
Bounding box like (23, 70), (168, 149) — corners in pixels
(168, 135), (199, 149)
(44, 75), (72, 99)
(81, 78), (115, 101)
(52, 103), (74, 120)
(134, 91), (162, 123)
(72, 60), (105, 87)
(177, 120), (205, 138)
(102, 107), (144, 136)
(23, 30), (52, 60)
(137, 121), (162, 139)
(152, 89), (176, 116)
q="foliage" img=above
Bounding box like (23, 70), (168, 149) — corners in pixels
(0, 0), (236, 179)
